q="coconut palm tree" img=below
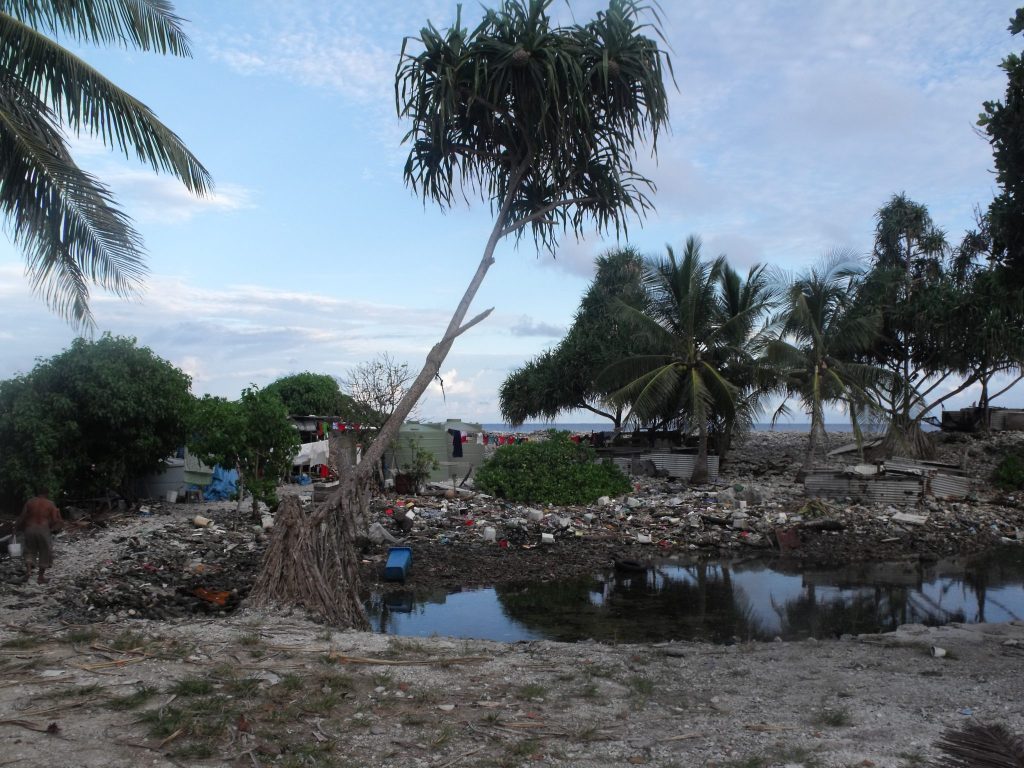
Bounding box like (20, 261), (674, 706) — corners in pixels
(766, 252), (884, 474)
(607, 237), (769, 483)
(0, 0), (211, 329)
(712, 260), (779, 458)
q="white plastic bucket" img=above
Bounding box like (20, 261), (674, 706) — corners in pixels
(8, 540), (22, 557)
(166, 490), (178, 503)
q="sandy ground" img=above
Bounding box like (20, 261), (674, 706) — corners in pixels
(0, 610), (1022, 768)
(1, 429), (1023, 767)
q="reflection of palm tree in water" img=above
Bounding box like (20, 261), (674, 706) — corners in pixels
(494, 561), (766, 643)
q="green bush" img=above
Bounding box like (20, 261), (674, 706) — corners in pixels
(475, 431), (631, 505)
(0, 335), (192, 501)
(994, 452), (1024, 490)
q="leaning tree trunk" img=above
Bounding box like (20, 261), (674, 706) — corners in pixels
(692, 422), (709, 484)
(248, 176), (523, 627)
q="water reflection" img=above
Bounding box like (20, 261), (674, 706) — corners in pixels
(364, 546), (1024, 644)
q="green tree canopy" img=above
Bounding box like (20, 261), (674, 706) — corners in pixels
(187, 386), (299, 515)
(264, 372), (376, 424)
(0, 0), (210, 328)
(979, 8), (1024, 281)
(499, 246), (647, 428)
(0, 334), (192, 502)
(858, 194), (987, 455)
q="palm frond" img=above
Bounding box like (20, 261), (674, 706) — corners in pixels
(0, 77), (145, 330)
(396, 0), (671, 249)
(0, 12), (211, 193)
(0, 0), (192, 54)
(936, 721), (1024, 768)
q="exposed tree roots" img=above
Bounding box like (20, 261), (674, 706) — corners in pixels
(248, 473), (370, 629)
(882, 420), (935, 459)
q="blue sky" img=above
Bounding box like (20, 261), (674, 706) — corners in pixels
(0, 0), (1019, 423)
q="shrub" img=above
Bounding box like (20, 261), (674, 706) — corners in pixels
(475, 431), (631, 505)
(994, 451), (1024, 490)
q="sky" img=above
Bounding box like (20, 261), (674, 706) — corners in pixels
(0, 0), (1020, 424)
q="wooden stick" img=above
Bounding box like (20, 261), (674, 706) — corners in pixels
(435, 745), (486, 768)
(158, 728), (185, 748)
(0, 718), (58, 734)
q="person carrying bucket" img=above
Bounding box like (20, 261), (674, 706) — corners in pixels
(14, 489), (64, 584)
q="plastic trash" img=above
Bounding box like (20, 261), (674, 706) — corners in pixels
(367, 522), (400, 544)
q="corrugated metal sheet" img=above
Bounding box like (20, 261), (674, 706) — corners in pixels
(887, 457), (967, 476)
(804, 472), (923, 503)
(927, 473), (971, 500)
(642, 452), (720, 482)
(865, 478), (922, 504)
(804, 474), (856, 498)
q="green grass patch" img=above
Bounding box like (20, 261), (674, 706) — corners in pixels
(169, 676), (215, 697)
(813, 706), (853, 727)
(1, 635), (41, 649)
(65, 628), (100, 645)
(516, 683), (547, 700)
(627, 676), (655, 697)
(107, 685), (158, 711)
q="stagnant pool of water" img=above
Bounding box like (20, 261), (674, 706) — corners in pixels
(365, 546), (1024, 644)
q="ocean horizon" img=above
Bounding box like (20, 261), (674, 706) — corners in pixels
(479, 422), (866, 434)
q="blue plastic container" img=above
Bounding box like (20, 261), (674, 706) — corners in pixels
(384, 547), (413, 582)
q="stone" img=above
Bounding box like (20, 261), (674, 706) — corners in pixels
(892, 512), (929, 526)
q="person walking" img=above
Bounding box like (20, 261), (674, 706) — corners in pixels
(15, 489), (64, 584)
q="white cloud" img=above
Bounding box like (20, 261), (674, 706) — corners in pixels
(106, 171), (255, 222)
(509, 316), (564, 338)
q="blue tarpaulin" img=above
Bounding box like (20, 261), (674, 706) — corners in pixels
(203, 465), (238, 501)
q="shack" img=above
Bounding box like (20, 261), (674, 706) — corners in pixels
(941, 406), (1024, 432)
(392, 419), (485, 485)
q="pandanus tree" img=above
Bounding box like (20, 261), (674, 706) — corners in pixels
(765, 253), (884, 474)
(0, 0), (210, 329)
(249, 0), (671, 626)
(605, 237), (769, 483)
(858, 194), (1009, 456)
(499, 246), (648, 429)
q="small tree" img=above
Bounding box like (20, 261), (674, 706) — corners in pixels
(858, 194), (955, 456)
(187, 387), (299, 517)
(0, 335), (192, 502)
(249, 0), (671, 627)
(342, 353), (414, 430)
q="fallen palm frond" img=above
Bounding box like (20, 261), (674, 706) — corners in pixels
(936, 721), (1024, 768)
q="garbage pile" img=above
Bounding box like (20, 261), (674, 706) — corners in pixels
(362, 468), (1024, 579)
(57, 504), (268, 623)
